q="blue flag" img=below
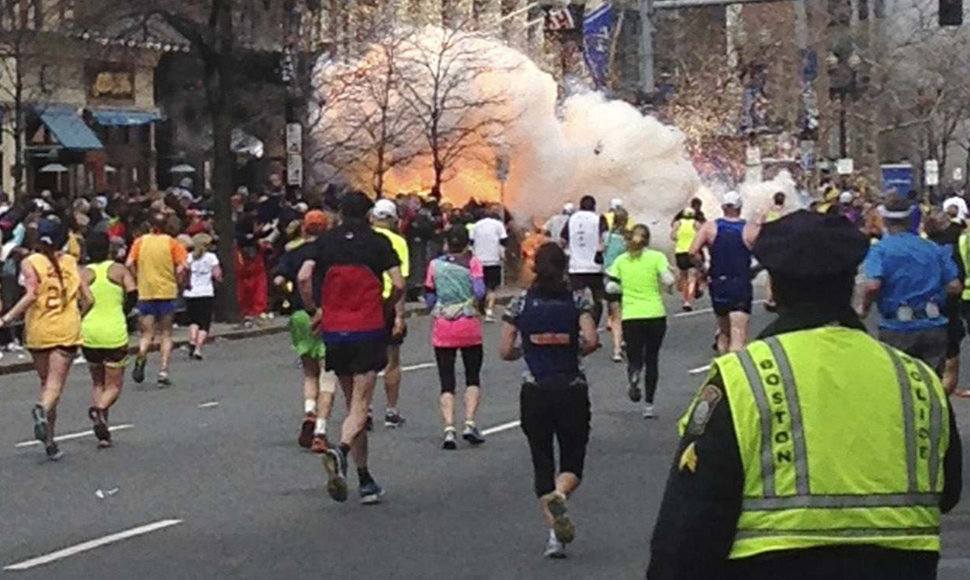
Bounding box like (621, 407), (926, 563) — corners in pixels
(583, 1), (614, 89)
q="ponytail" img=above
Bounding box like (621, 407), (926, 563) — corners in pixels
(40, 242), (67, 308)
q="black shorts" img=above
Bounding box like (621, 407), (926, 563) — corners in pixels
(711, 276), (753, 316)
(385, 311), (408, 347)
(185, 297), (215, 332)
(945, 299), (964, 358)
(325, 339), (388, 376)
(570, 273), (606, 302)
(483, 266), (502, 291)
(675, 253), (694, 271)
(82, 346), (129, 367)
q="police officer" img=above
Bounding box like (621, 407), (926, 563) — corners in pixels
(647, 210), (962, 580)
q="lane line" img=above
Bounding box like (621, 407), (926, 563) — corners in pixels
(378, 362), (437, 377)
(673, 299), (766, 319)
(688, 364), (712, 375)
(198, 401), (220, 409)
(4, 519), (183, 571)
(14, 424), (134, 448)
(482, 420), (521, 436)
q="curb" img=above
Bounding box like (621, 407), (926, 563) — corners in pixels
(0, 295), (517, 377)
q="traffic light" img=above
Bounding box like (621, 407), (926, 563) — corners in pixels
(940, 0), (963, 26)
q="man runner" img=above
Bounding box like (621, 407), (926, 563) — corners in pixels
(689, 192), (760, 353)
(127, 213), (187, 387)
(561, 195), (609, 326)
(372, 199), (409, 428)
(298, 192), (405, 505)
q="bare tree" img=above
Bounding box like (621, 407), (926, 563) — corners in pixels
(0, 0), (75, 195)
(397, 23), (516, 198)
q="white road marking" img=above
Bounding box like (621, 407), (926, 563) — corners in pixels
(14, 424), (134, 448)
(673, 299), (766, 319)
(402, 362), (437, 373)
(4, 519), (183, 571)
(198, 401), (220, 409)
(482, 420), (521, 436)
(378, 362), (437, 377)
(688, 364), (712, 375)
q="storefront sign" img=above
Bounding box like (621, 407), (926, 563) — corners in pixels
(287, 154), (303, 187)
(88, 65), (134, 101)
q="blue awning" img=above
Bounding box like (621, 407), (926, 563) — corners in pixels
(90, 109), (164, 127)
(38, 107), (103, 150)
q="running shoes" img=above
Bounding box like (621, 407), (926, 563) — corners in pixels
(462, 423), (486, 446)
(322, 447), (348, 502)
(384, 410), (406, 428)
(298, 413), (316, 449)
(442, 426), (457, 450)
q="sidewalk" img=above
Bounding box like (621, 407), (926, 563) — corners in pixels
(0, 288), (520, 377)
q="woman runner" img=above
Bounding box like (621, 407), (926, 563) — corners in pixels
(0, 219), (93, 460)
(499, 243), (600, 558)
(606, 224), (675, 418)
(424, 226), (487, 449)
(602, 207), (628, 362)
(184, 233), (222, 360)
(81, 232), (137, 448)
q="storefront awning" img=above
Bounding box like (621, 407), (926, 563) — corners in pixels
(38, 107), (103, 150)
(91, 109), (164, 127)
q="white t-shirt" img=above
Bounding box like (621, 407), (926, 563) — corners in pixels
(566, 210), (603, 274)
(471, 217), (508, 267)
(184, 252), (220, 298)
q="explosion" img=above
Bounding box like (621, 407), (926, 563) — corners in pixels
(310, 26), (701, 231)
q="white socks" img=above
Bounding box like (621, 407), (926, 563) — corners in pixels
(304, 400), (317, 415)
(314, 418), (327, 436)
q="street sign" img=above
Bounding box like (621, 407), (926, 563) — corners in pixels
(286, 154), (303, 187)
(286, 123), (302, 155)
(925, 159), (939, 186)
(836, 158), (854, 175)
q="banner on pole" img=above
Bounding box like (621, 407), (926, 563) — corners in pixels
(583, 1), (614, 89)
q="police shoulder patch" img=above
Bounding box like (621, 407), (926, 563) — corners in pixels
(686, 384), (723, 436)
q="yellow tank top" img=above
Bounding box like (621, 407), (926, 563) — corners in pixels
(674, 218), (696, 253)
(24, 252), (82, 350)
(82, 261), (128, 349)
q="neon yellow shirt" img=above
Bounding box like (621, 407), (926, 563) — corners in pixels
(374, 225), (409, 299)
(607, 249), (670, 320)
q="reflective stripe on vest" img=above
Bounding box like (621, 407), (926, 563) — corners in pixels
(715, 327), (949, 559)
(960, 234), (970, 300)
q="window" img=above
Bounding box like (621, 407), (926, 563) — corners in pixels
(39, 64), (55, 94)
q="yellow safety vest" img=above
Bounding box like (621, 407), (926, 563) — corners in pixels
(683, 327), (949, 560)
(674, 217), (696, 254)
(959, 234), (970, 300)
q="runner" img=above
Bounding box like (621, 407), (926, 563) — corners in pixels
(183, 233), (221, 361)
(670, 207), (699, 312)
(81, 232), (137, 449)
(372, 199), (409, 428)
(561, 196), (609, 326)
(606, 224), (675, 418)
(471, 204), (508, 323)
(759, 192), (786, 312)
(424, 226), (487, 449)
(274, 210), (335, 453)
(543, 203), (574, 247)
(689, 192), (760, 353)
(126, 213), (188, 387)
(499, 243), (599, 558)
(602, 207), (629, 362)
(0, 219), (93, 460)
(298, 192), (405, 505)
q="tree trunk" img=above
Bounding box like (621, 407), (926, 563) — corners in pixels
(207, 0), (240, 322)
(13, 49), (24, 197)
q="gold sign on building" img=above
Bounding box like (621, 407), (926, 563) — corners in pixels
(88, 66), (134, 100)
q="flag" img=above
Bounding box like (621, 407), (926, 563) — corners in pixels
(583, 1), (614, 89)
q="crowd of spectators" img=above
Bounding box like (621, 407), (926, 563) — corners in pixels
(0, 181), (517, 354)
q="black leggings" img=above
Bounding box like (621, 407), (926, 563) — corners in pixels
(622, 318), (667, 404)
(520, 380), (591, 497)
(434, 346), (484, 394)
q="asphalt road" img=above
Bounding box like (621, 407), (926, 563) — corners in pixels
(1, 295), (969, 579)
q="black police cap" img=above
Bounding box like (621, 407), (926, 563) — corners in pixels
(753, 210), (869, 279)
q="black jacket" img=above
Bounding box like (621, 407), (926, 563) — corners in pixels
(646, 310), (963, 580)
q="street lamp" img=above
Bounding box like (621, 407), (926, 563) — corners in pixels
(827, 48), (860, 161)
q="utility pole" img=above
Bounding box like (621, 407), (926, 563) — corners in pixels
(639, 0), (655, 95)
